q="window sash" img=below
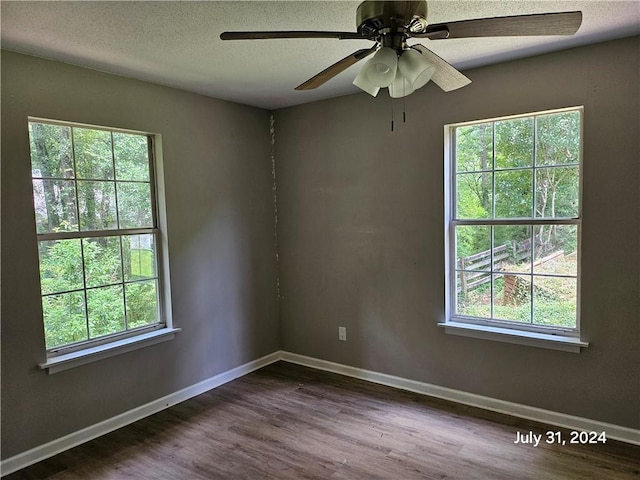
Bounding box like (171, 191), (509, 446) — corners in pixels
(37, 227), (156, 241)
(449, 221), (580, 333)
(47, 322), (166, 356)
(38, 229), (168, 358)
(37, 231), (164, 353)
(452, 218), (580, 226)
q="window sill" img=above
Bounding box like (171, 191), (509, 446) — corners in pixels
(39, 328), (181, 374)
(437, 321), (588, 353)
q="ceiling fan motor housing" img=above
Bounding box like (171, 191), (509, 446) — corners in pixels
(356, 0), (428, 38)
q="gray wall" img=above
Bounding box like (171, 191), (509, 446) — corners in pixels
(275, 36), (640, 429)
(1, 51), (280, 458)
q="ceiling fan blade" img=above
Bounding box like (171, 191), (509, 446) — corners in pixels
(409, 29), (451, 40)
(220, 31), (372, 41)
(296, 46), (377, 90)
(411, 44), (471, 92)
(426, 11), (582, 39)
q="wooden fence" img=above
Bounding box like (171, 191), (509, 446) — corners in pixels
(457, 238), (532, 294)
(457, 239), (565, 302)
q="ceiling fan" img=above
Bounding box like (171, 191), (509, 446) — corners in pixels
(220, 1), (582, 97)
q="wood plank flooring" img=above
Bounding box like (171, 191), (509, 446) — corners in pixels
(5, 361), (640, 479)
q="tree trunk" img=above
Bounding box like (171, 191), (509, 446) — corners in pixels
(32, 123), (61, 231)
(480, 124), (491, 212)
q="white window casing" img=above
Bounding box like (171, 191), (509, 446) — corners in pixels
(441, 107), (587, 353)
(28, 117), (178, 372)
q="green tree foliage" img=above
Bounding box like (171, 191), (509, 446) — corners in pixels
(456, 122), (492, 218)
(30, 123), (159, 349)
(38, 235), (158, 349)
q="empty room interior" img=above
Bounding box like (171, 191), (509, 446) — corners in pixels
(1, 1), (639, 478)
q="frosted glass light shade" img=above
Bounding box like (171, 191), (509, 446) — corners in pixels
(353, 65), (380, 97)
(388, 70), (415, 98)
(365, 47), (398, 88)
(398, 49), (435, 89)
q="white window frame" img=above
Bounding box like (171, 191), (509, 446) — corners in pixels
(29, 117), (179, 373)
(440, 107), (588, 353)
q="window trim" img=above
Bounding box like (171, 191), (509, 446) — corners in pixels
(29, 117), (176, 370)
(437, 321), (588, 353)
(442, 107), (587, 352)
(39, 327), (181, 374)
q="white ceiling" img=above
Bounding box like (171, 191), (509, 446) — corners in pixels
(2, 1), (639, 110)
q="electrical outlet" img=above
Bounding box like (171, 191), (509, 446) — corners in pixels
(338, 326), (347, 341)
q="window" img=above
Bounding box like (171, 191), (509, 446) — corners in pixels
(443, 107), (585, 350)
(29, 119), (174, 362)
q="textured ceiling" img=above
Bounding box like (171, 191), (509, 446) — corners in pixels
(2, 1), (639, 110)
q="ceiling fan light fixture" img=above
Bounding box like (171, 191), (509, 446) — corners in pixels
(388, 70), (415, 98)
(398, 49), (436, 90)
(353, 66), (380, 97)
(365, 46), (398, 87)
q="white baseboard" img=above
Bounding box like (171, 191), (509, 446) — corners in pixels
(0, 351), (281, 477)
(4, 349), (638, 476)
(280, 351), (640, 446)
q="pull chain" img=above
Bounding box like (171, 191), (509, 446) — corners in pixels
(391, 93), (394, 132)
(390, 80), (408, 132)
(403, 77), (407, 123)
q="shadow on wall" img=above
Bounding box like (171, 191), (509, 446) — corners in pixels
(170, 203), (274, 380)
